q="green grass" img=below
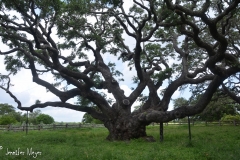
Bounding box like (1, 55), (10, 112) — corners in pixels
(0, 125), (240, 160)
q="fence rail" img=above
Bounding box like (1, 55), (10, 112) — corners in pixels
(0, 120), (239, 132)
(0, 123), (104, 132)
(159, 120), (240, 126)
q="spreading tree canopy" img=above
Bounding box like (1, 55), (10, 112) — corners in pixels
(0, 0), (240, 140)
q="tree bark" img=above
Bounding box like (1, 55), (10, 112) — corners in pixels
(104, 115), (148, 141)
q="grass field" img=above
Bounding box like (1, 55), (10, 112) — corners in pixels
(0, 125), (240, 160)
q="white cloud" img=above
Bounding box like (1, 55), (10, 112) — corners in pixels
(123, 1), (134, 12)
(41, 107), (84, 123)
(120, 84), (132, 96)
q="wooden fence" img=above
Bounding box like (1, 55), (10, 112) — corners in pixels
(159, 120), (240, 126)
(0, 123), (104, 132)
(0, 120), (239, 132)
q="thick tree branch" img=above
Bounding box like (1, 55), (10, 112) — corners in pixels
(139, 75), (224, 122)
(222, 83), (240, 104)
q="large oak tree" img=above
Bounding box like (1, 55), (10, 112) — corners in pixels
(0, 0), (240, 140)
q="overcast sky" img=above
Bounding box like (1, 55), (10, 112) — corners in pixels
(0, 1), (185, 122)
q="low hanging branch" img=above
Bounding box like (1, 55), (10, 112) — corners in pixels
(0, 73), (22, 108)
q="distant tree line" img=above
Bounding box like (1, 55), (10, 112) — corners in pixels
(0, 103), (54, 125)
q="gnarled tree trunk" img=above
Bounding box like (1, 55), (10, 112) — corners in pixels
(104, 115), (148, 141)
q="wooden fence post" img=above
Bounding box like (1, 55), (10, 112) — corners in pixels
(66, 123), (68, 128)
(7, 124), (11, 131)
(188, 116), (191, 141)
(160, 122), (164, 142)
